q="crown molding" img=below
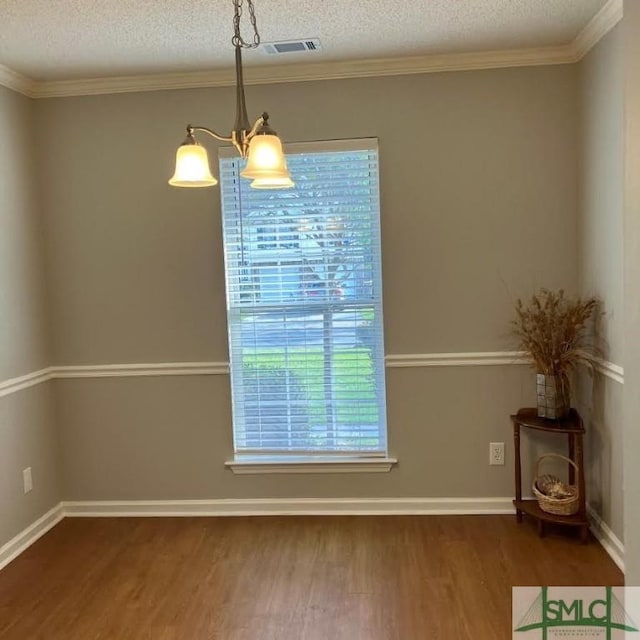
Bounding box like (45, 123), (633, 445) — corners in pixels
(32, 69), (235, 99)
(0, 63), (37, 98)
(572, 0), (623, 61)
(0, 0), (624, 99)
(30, 45), (575, 98)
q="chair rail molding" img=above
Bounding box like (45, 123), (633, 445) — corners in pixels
(53, 362), (230, 378)
(385, 351), (528, 368)
(593, 359), (625, 385)
(0, 354), (625, 400)
(0, 368), (53, 399)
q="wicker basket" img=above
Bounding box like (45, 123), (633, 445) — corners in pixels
(532, 453), (580, 516)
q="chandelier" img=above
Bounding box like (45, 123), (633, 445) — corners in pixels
(169, 0), (294, 189)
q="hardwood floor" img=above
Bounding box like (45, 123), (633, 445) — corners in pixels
(0, 516), (623, 639)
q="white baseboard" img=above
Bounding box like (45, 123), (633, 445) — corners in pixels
(62, 497), (516, 518)
(59, 500), (629, 575)
(0, 500), (624, 576)
(587, 505), (625, 573)
(0, 503), (64, 571)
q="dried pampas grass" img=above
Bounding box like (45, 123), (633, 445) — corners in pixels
(512, 289), (600, 380)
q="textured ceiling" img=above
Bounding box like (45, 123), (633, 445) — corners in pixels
(0, 0), (608, 81)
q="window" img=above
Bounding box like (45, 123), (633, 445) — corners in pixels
(219, 139), (388, 463)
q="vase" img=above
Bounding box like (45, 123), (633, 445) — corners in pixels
(536, 374), (570, 420)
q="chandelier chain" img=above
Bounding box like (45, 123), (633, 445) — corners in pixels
(232, 0), (260, 49)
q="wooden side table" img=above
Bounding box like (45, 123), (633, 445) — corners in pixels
(511, 407), (589, 542)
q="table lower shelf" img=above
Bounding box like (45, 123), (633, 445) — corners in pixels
(513, 499), (588, 527)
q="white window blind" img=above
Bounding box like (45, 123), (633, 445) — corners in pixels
(219, 139), (387, 456)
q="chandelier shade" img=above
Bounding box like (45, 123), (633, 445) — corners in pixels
(168, 142), (218, 187)
(240, 133), (291, 181)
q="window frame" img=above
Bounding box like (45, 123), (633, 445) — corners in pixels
(219, 139), (395, 473)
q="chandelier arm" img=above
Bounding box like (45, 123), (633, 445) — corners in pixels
(246, 113), (266, 141)
(189, 126), (233, 144)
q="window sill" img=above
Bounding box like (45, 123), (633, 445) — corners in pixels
(225, 456), (398, 475)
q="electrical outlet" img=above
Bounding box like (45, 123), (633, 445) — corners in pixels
(23, 467), (33, 494)
(489, 442), (505, 466)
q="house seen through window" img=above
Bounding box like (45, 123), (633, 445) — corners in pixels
(219, 139), (387, 457)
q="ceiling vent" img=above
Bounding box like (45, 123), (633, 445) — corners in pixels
(261, 38), (322, 55)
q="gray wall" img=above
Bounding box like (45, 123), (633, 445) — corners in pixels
(0, 384), (60, 546)
(576, 25), (625, 542)
(578, 25), (624, 364)
(623, 0), (640, 586)
(54, 366), (541, 501)
(36, 65), (579, 501)
(36, 67), (579, 364)
(0, 86), (60, 547)
(0, 87), (50, 380)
